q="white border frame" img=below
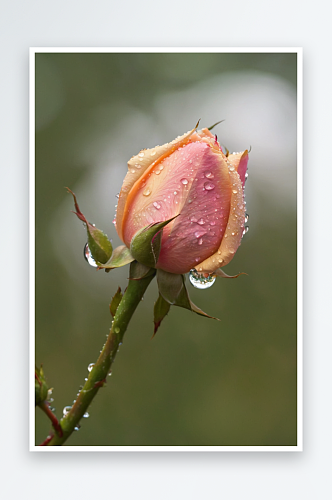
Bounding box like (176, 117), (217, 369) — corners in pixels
(30, 47), (302, 452)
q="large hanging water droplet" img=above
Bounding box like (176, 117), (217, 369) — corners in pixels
(189, 269), (216, 289)
(204, 182), (215, 191)
(84, 243), (98, 268)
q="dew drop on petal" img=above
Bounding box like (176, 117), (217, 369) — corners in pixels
(84, 243), (98, 268)
(232, 189), (238, 194)
(153, 202), (161, 210)
(194, 230), (205, 239)
(204, 171), (214, 179)
(143, 188), (151, 196)
(197, 218), (205, 225)
(189, 269), (216, 289)
(204, 182), (215, 191)
(181, 178), (188, 185)
(198, 238), (203, 245)
(190, 216), (198, 223)
(242, 226), (249, 236)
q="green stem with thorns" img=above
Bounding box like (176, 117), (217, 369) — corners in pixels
(43, 265), (155, 446)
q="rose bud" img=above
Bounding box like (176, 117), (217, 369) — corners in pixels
(116, 124), (248, 275)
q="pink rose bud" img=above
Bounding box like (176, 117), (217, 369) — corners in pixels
(116, 125), (248, 275)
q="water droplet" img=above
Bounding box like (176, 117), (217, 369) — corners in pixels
(194, 230), (206, 239)
(204, 171), (214, 179)
(143, 188), (151, 196)
(62, 406), (72, 417)
(198, 238), (203, 245)
(114, 327), (120, 334)
(190, 216), (198, 223)
(245, 172), (249, 180)
(204, 182), (215, 191)
(153, 202), (161, 210)
(189, 269), (216, 289)
(138, 152), (144, 157)
(197, 218), (205, 225)
(87, 363), (95, 372)
(245, 213), (249, 223)
(181, 178), (188, 185)
(232, 189), (238, 194)
(83, 412), (89, 418)
(150, 151), (156, 156)
(174, 191), (178, 195)
(243, 226), (249, 236)
(84, 243), (98, 268)
(74, 425), (80, 431)
(115, 193), (119, 199)
(154, 169), (161, 175)
(229, 165), (235, 172)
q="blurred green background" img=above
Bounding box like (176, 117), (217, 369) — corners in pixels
(35, 52), (297, 446)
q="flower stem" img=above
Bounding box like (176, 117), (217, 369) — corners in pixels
(43, 265), (155, 446)
(39, 401), (63, 438)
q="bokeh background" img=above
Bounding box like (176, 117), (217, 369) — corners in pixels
(35, 52), (297, 446)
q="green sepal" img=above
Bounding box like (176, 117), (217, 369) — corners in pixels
(156, 269), (183, 304)
(153, 294), (171, 337)
(109, 287), (123, 317)
(214, 269), (247, 279)
(174, 276), (219, 320)
(130, 216), (178, 268)
(129, 261), (156, 282)
(67, 187), (113, 265)
(35, 365), (50, 406)
(99, 245), (134, 271)
(129, 261), (154, 280)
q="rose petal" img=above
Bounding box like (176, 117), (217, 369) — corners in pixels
(195, 166), (245, 274)
(116, 125), (199, 241)
(123, 141), (231, 274)
(228, 150), (248, 187)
